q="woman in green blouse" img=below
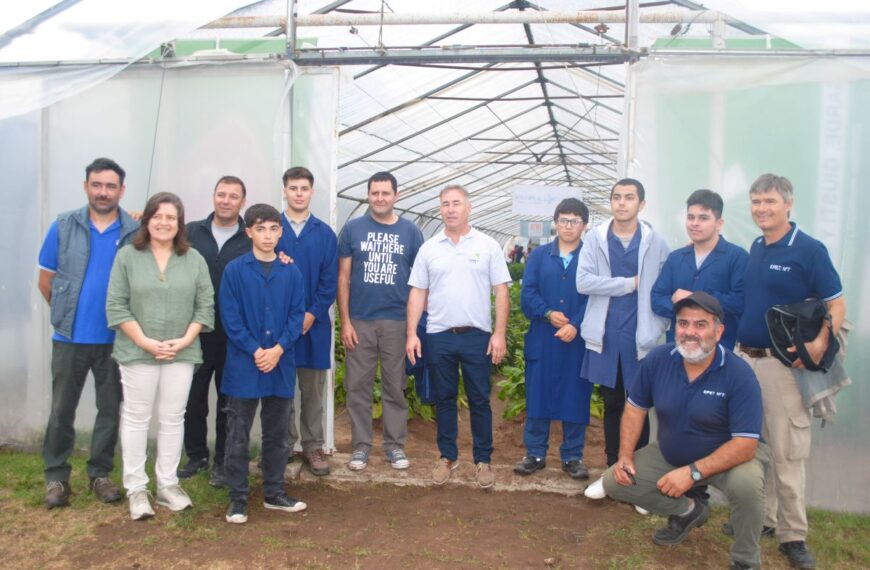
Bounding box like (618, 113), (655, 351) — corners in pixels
(106, 192), (214, 521)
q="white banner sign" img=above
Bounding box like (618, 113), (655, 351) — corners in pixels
(511, 185), (583, 216)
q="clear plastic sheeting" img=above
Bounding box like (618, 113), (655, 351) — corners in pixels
(0, 62), (340, 450)
(629, 55), (870, 513)
(0, 0), (250, 120)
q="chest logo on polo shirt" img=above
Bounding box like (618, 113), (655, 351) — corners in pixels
(469, 252), (482, 263)
(702, 389), (726, 398)
(769, 264), (792, 272)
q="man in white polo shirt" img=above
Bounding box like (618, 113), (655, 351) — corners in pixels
(406, 185), (512, 489)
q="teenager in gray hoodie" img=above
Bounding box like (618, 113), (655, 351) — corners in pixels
(575, 178), (670, 499)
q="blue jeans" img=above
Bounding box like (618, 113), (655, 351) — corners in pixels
(427, 329), (493, 464)
(224, 396), (291, 501)
(523, 418), (587, 462)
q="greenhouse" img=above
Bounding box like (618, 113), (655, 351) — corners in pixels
(0, 2), (868, 564)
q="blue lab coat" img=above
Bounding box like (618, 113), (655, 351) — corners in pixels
(277, 213), (338, 370)
(521, 240), (592, 423)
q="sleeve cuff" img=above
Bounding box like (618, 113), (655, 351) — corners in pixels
(627, 397), (649, 410)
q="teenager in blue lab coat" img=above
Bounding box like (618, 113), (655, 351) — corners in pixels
(514, 198), (594, 480)
(276, 167), (338, 475)
(220, 204), (306, 524)
(651, 189), (748, 351)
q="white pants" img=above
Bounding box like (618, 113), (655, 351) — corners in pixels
(119, 362), (194, 495)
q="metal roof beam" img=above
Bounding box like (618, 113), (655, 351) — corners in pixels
(294, 47), (637, 66)
(339, 77), (542, 168)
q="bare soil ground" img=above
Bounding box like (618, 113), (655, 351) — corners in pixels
(0, 394), (858, 569)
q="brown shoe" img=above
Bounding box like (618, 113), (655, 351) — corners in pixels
(303, 449), (330, 476)
(432, 458), (458, 486)
(476, 462), (495, 489)
(89, 476), (122, 503)
(45, 480), (71, 509)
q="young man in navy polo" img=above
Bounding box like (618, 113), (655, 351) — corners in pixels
(603, 292), (768, 570)
(735, 174), (846, 570)
(37, 158), (139, 508)
(277, 167), (338, 476)
(220, 204), (307, 524)
(651, 189), (748, 350)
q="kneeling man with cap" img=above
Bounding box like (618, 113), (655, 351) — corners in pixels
(602, 292), (769, 570)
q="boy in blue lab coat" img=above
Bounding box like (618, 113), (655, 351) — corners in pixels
(514, 198), (593, 480)
(220, 204), (306, 524)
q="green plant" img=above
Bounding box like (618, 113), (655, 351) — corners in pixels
(333, 313), (437, 421)
(508, 262), (525, 282)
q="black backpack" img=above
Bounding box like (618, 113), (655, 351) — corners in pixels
(765, 299), (839, 372)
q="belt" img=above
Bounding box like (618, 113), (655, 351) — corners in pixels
(737, 344), (773, 358)
(448, 327), (475, 335)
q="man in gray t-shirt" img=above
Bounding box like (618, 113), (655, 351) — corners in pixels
(338, 172), (423, 471)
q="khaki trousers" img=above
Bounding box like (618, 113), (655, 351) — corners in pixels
(737, 349), (811, 543)
(603, 441), (770, 569)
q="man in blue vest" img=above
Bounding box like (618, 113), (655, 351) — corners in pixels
(37, 158), (139, 508)
(652, 190), (748, 351)
(514, 198), (592, 480)
(277, 167), (338, 476)
(735, 174), (846, 570)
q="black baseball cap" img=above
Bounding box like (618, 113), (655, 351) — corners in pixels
(673, 291), (724, 322)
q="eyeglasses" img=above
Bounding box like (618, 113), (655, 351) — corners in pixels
(556, 218), (584, 227)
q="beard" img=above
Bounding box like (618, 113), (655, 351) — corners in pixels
(676, 334), (716, 363)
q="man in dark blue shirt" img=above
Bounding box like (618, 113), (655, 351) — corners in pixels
(338, 172), (423, 472)
(651, 189), (748, 350)
(602, 292), (768, 570)
(735, 174), (846, 570)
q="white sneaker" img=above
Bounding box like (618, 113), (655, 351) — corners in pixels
(156, 484), (193, 512)
(635, 505), (650, 515)
(129, 490), (155, 521)
(584, 477), (607, 500)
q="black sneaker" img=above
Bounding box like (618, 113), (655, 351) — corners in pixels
(562, 459), (590, 480)
(264, 493), (307, 513)
(729, 561), (752, 570)
(209, 464), (227, 488)
(513, 456), (546, 476)
(779, 541), (816, 569)
(722, 523), (776, 538)
(652, 499), (710, 546)
(177, 457), (209, 479)
(225, 499), (248, 524)
(45, 480), (71, 509)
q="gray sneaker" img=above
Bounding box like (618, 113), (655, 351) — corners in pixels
(347, 450), (368, 471)
(89, 476), (122, 503)
(387, 449), (410, 470)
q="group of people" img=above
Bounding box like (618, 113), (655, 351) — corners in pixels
(514, 177), (843, 570)
(38, 158), (843, 569)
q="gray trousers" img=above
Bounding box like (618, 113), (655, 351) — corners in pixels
(344, 319), (408, 453)
(603, 441), (770, 569)
(288, 368), (326, 453)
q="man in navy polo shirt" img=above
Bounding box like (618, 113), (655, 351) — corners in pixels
(37, 158), (140, 508)
(603, 292), (768, 570)
(735, 174), (846, 570)
(652, 189), (748, 350)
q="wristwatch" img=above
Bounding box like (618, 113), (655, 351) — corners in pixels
(689, 462), (704, 482)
